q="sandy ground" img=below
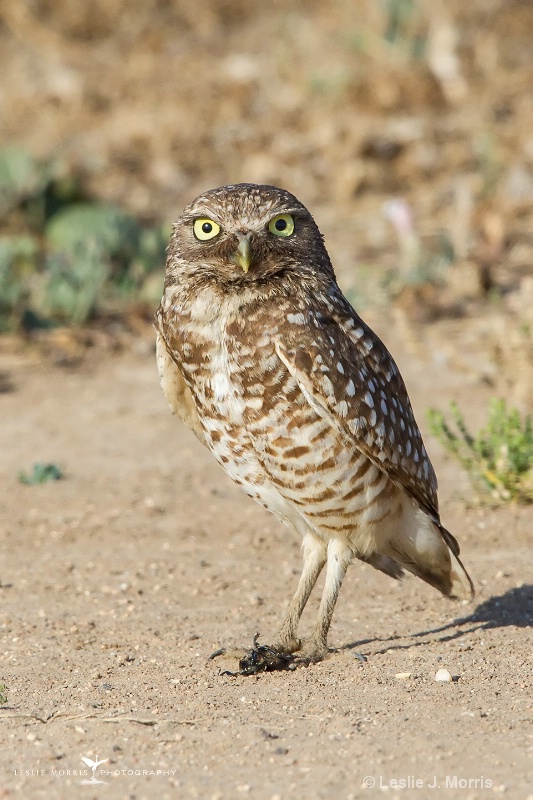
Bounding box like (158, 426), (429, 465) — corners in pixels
(0, 320), (531, 800)
(1, 2), (532, 797)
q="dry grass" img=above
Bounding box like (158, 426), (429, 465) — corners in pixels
(0, 0), (532, 392)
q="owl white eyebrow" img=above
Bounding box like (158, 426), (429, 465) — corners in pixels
(188, 212), (223, 224)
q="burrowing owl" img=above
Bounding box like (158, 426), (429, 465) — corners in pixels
(155, 183), (473, 668)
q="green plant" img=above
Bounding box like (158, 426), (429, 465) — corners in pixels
(0, 684), (8, 705)
(0, 235), (39, 331)
(384, 0), (426, 58)
(427, 400), (533, 503)
(0, 146), (51, 216)
(346, 0), (427, 62)
(0, 145), (168, 329)
(19, 463), (65, 485)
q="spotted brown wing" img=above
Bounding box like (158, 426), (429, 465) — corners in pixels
(274, 306), (440, 523)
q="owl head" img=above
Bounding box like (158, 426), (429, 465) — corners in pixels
(166, 183), (334, 288)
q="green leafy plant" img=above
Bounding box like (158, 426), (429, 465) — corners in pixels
(0, 145), (167, 330)
(427, 400), (533, 503)
(0, 146), (52, 216)
(0, 236), (39, 331)
(0, 684), (8, 705)
(18, 463), (65, 485)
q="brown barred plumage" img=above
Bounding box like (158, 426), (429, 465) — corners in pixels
(156, 183), (474, 666)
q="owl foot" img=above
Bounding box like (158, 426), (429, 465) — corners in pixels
(235, 635), (329, 672)
(291, 638), (329, 665)
(209, 634), (296, 675)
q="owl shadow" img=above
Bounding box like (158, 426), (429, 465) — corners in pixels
(343, 585), (533, 655)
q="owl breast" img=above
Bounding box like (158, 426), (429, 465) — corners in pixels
(172, 293), (401, 552)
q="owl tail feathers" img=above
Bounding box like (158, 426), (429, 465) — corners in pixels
(383, 507), (475, 601)
(447, 549), (475, 600)
(361, 553), (406, 581)
(437, 522), (475, 601)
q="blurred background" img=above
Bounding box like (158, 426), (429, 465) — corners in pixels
(1, 0), (532, 407)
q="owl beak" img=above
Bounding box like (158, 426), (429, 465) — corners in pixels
(235, 235), (252, 273)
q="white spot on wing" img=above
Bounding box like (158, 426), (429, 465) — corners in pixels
(346, 379), (355, 397)
(321, 375), (335, 397)
(364, 391), (374, 408)
(287, 313), (305, 324)
(336, 400), (348, 418)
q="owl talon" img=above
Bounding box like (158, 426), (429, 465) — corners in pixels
(212, 637), (328, 674)
(210, 634), (296, 675)
(291, 638), (330, 665)
(237, 636), (295, 675)
(292, 654), (324, 667)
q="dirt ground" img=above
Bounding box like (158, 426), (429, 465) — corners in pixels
(1, 1), (533, 798)
(0, 318), (531, 800)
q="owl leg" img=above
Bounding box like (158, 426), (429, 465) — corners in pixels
(275, 532), (327, 654)
(227, 534), (327, 675)
(208, 533), (326, 675)
(296, 537), (353, 663)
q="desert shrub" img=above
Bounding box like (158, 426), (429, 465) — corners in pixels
(427, 400), (533, 504)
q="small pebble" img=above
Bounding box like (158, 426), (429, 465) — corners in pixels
(395, 672), (412, 680)
(435, 668), (452, 682)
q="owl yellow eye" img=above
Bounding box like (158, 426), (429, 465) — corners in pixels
(193, 218), (221, 241)
(268, 214), (295, 237)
